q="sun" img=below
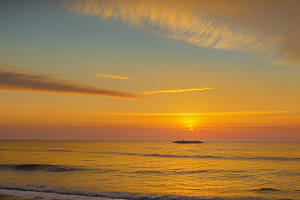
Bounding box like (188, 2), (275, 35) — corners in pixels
(190, 128), (193, 131)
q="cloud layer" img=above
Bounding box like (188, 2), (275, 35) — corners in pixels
(138, 87), (214, 94)
(64, 0), (300, 65)
(96, 74), (134, 80)
(0, 67), (140, 100)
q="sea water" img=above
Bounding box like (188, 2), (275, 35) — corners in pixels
(0, 140), (299, 200)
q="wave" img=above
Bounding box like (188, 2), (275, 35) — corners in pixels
(0, 183), (271, 200)
(0, 164), (81, 172)
(104, 152), (299, 161)
(132, 170), (163, 174)
(245, 157), (300, 161)
(44, 149), (73, 152)
(251, 188), (281, 192)
(148, 154), (300, 161)
(132, 169), (252, 176)
(146, 153), (189, 158)
(2, 149), (299, 161)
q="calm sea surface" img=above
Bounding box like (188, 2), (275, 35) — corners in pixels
(0, 141), (299, 199)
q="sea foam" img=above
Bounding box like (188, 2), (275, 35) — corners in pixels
(0, 183), (275, 200)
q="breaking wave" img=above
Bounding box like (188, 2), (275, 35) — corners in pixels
(0, 183), (271, 200)
(0, 164), (82, 172)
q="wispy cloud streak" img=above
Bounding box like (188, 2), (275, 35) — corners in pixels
(138, 87), (214, 94)
(64, 0), (300, 65)
(96, 74), (134, 80)
(0, 67), (141, 101)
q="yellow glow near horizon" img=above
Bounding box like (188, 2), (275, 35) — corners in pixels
(1, 109), (299, 128)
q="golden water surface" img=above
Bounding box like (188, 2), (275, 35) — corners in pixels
(0, 141), (299, 199)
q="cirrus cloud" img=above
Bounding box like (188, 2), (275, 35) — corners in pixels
(64, 0), (300, 66)
(138, 87), (214, 94)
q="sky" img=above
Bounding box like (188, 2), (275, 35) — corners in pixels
(0, 0), (299, 141)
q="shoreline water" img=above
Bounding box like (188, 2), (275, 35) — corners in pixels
(0, 189), (124, 200)
(0, 194), (39, 200)
(0, 186), (286, 200)
(0, 189), (273, 200)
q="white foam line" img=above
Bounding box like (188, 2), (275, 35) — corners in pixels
(0, 189), (125, 200)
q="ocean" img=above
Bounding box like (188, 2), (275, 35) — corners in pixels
(0, 140), (299, 200)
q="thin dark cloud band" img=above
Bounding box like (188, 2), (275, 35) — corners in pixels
(0, 68), (141, 101)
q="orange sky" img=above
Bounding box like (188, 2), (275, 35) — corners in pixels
(0, 0), (299, 140)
